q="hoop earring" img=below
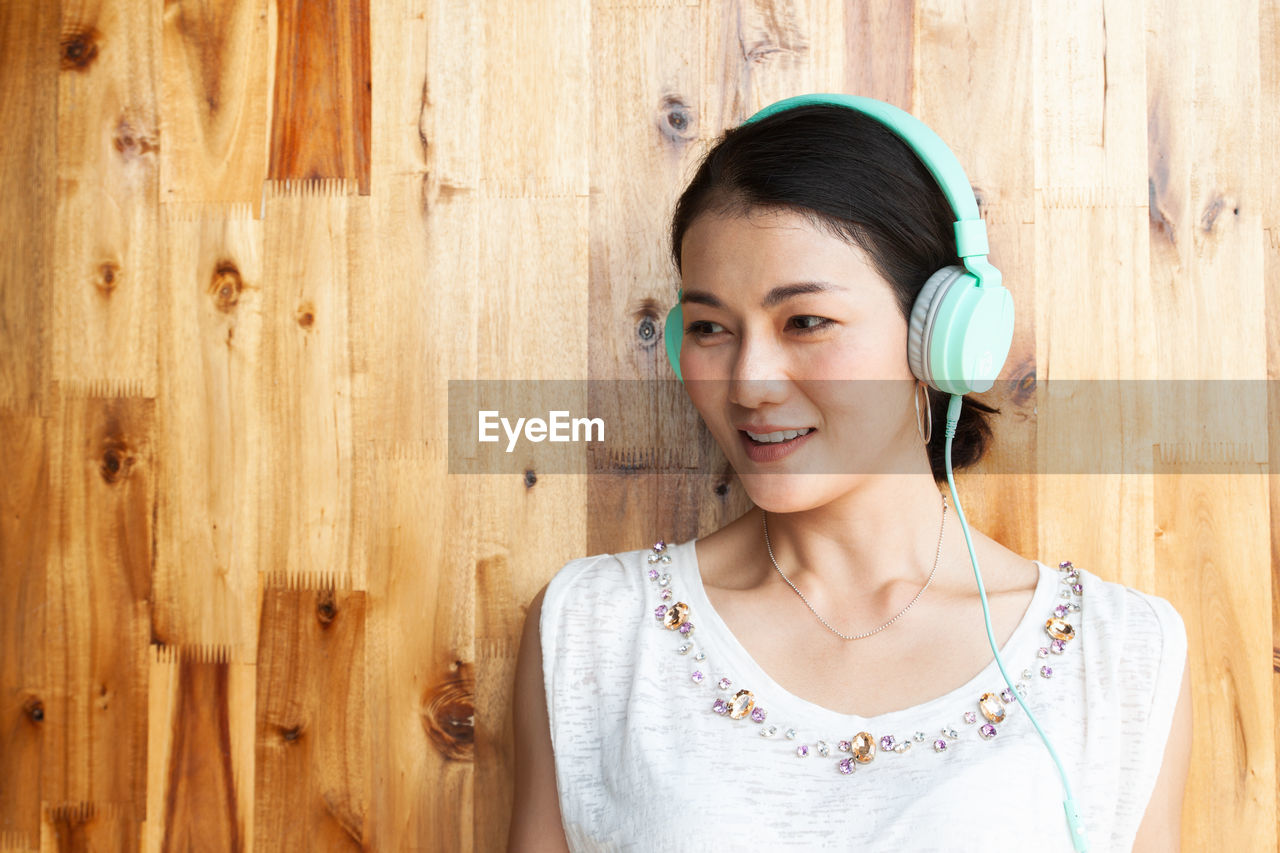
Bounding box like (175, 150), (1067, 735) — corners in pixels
(914, 380), (933, 445)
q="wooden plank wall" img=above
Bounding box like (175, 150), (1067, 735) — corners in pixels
(0, 0), (1274, 850)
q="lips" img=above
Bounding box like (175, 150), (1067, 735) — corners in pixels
(737, 427), (817, 463)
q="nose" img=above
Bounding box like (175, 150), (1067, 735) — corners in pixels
(728, 327), (789, 409)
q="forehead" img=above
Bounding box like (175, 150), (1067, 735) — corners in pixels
(679, 209), (886, 303)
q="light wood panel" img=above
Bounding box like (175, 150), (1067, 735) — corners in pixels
(0, 1), (1272, 851)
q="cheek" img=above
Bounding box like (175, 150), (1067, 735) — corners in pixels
(803, 334), (911, 382)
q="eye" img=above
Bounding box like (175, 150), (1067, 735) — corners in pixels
(788, 315), (833, 334)
(686, 320), (724, 337)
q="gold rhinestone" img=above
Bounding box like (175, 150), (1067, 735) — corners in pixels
(978, 692), (1006, 724)
(850, 731), (876, 764)
(1044, 617), (1075, 642)
(727, 689), (755, 719)
(662, 601), (689, 630)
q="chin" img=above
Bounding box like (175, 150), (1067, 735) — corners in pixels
(738, 472), (853, 514)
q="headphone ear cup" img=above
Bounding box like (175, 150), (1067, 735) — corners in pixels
(664, 302), (684, 384)
(908, 265), (1014, 395)
(907, 266), (966, 390)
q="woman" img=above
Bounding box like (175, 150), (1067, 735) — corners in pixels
(510, 98), (1191, 852)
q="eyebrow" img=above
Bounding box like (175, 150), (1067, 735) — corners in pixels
(681, 281), (848, 310)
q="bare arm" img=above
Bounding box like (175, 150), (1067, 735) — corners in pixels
(508, 582), (571, 853)
(1131, 652), (1192, 851)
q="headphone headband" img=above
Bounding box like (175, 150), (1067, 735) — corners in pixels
(742, 93), (1000, 289)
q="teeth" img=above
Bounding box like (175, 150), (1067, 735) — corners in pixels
(745, 428), (812, 443)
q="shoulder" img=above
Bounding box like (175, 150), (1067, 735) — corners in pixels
(541, 546), (650, 625)
(1077, 566), (1188, 673)
(539, 543), (662, 661)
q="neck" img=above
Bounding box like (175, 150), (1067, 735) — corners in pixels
(754, 473), (970, 622)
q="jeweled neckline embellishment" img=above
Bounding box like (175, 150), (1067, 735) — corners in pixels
(646, 539), (1083, 774)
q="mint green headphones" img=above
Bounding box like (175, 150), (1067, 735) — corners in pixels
(664, 93), (1015, 397)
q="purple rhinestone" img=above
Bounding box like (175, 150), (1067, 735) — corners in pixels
(796, 744), (809, 757)
(963, 711), (977, 724)
(660, 588), (672, 601)
(1059, 560), (1073, 569)
(717, 676), (731, 690)
(1037, 646), (1050, 658)
(691, 670), (703, 683)
(1072, 582), (1083, 595)
(879, 735), (897, 751)
(1000, 688), (1014, 703)
(1054, 604), (1069, 617)
(1051, 639), (1066, 654)
(1040, 665), (1053, 678)
(750, 706), (767, 723)
(933, 738), (948, 752)
(654, 540), (666, 552)
(837, 757), (855, 775)
(653, 604), (667, 621)
(647, 568), (659, 581)
(711, 698), (727, 714)
(979, 723), (997, 739)
(837, 740), (851, 752)
(678, 622), (693, 635)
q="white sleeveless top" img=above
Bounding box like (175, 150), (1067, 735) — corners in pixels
(540, 537), (1188, 852)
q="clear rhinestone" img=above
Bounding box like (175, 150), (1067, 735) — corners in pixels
(694, 651), (705, 661)
(658, 573), (671, 586)
(676, 642), (693, 655)
(660, 554), (671, 564)
(816, 740), (830, 757)
(942, 727), (959, 739)
(760, 725), (777, 738)
(1021, 668), (1033, 680)
(913, 731), (926, 742)
(784, 728), (797, 740)
(1067, 602), (1080, 612)
(1060, 590), (1070, 599)
(648, 554), (661, 565)
(894, 742), (910, 753)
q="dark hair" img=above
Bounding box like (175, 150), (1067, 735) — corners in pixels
(669, 104), (1000, 484)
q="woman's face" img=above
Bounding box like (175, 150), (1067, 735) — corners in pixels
(677, 207), (923, 511)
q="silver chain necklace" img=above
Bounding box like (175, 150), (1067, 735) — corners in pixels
(762, 492), (948, 641)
